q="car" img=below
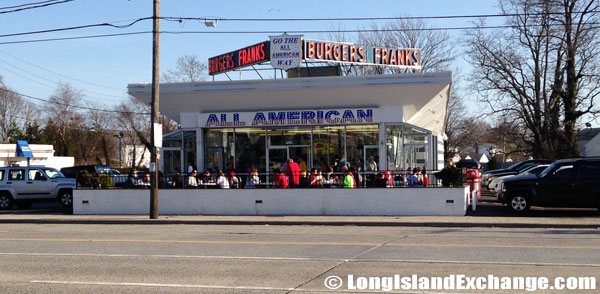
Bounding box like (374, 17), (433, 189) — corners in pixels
(455, 159), (481, 170)
(481, 159), (555, 189)
(490, 164), (549, 196)
(60, 165), (123, 187)
(500, 158), (600, 213)
(0, 166), (76, 210)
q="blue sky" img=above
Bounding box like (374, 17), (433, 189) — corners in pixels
(0, 0), (501, 110)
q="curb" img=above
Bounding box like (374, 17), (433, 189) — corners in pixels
(1, 218), (599, 229)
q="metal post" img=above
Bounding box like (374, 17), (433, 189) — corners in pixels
(149, 0), (160, 219)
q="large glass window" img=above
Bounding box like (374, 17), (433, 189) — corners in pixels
(312, 126), (345, 171)
(204, 128), (234, 172)
(183, 130), (196, 172)
(346, 125), (378, 172)
(235, 128), (266, 173)
(386, 125), (403, 171)
(267, 127), (310, 146)
(163, 131), (182, 147)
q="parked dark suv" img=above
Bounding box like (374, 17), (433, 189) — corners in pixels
(500, 158), (600, 213)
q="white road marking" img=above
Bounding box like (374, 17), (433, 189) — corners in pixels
(30, 280), (295, 291)
(4, 252), (600, 267)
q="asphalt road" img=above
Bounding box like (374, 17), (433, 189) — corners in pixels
(0, 223), (598, 293)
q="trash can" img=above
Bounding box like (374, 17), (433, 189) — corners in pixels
(466, 169), (481, 199)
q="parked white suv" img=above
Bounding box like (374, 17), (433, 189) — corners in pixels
(0, 166), (76, 210)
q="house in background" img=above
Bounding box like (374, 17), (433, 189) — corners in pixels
(578, 128), (600, 157)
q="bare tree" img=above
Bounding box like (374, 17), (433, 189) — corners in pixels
(161, 55), (207, 83)
(116, 96), (151, 168)
(466, 0), (599, 158)
(46, 83), (83, 156)
(0, 76), (36, 142)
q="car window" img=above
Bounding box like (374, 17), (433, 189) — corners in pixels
(28, 169), (46, 181)
(516, 163), (535, 172)
(9, 169), (25, 181)
(552, 165), (577, 180)
(0, 170), (4, 181)
(44, 168), (65, 179)
(578, 163), (600, 180)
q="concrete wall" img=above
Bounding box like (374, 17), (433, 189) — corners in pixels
(74, 187), (469, 216)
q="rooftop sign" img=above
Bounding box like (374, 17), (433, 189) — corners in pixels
(304, 40), (421, 69)
(208, 37), (422, 75)
(208, 41), (270, 75)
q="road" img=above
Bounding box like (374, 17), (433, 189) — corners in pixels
(0, 223), (598, 293)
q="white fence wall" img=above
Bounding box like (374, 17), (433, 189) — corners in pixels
(74, 187), (469, 216)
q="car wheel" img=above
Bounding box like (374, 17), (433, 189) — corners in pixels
(509, 194), (530, 213)
(58, 190), (73, 208)
(0, 194), (13, 210)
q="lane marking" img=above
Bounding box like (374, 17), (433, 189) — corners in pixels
(29, 280), (495, 294)
(1, 237), (600, 250)
(4, 252), (600, 267)
(30, 280), (295, 291)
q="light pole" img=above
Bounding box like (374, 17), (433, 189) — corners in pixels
(113, 132), (124, 168)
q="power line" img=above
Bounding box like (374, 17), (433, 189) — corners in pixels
(0, 58), (125, 101)
(2, 88), (150, 115)
(0, 0), (75, 15)
(0, 50), (125, 92)
(0, 0), (62, 10)
(5, 23), (598, 45)
(0, 31), (149, 45)
(0, 17), (151, 38)
(163, 11), (600, 22)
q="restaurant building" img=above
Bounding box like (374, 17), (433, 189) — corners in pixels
(127, 35), (451, 179)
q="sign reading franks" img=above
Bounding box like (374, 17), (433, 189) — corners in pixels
(208, 41), (270, 75)
(269, 34), (303, 71)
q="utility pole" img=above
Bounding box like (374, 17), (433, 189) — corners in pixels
(149, 0), (160, 219)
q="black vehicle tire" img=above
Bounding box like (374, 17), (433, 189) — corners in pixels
(508, 194), (530, 214)
(17, 201), (33, 210)
(58, 189), (73, 208)
(0, 193), (13, 210)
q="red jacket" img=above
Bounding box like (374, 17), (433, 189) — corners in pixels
(276, 173), (289, 188)
(287, 162), (300, 185)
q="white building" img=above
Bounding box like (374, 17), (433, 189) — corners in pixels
(128, 72), (451, 176)
(0, 143), (74, 170)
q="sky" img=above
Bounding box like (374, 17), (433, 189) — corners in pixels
(0, 0), (503, 114)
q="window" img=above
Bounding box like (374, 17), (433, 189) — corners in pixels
(313, 126), (344, 170)
(43, 168), (64, 179)
(0, 170), (4, 181)
(204, 128), (235, 172)
(552, 165), (577, 180)
(9, 169), (25, 181)
(235, 128), (266, 173)
(579, 162), (600, 180)
(29, 169), (46, 181)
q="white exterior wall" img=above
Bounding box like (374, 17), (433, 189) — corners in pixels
(0, 144), (74, 170)
(74, 187), (469, 216)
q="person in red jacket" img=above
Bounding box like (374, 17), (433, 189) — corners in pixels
(273, 168), (289, 188)
(286, 158), (301, 188)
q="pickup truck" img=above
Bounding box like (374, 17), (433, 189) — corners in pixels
(0, 166), (76, 210)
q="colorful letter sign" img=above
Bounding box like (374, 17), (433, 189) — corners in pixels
(208, 41), (270, 75)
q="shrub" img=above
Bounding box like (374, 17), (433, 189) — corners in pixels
(435, 166), (464, 187)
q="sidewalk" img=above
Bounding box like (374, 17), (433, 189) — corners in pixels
(0, 213), (598, 229)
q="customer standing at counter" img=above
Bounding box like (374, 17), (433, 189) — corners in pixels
(287, 158), (300, 188)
